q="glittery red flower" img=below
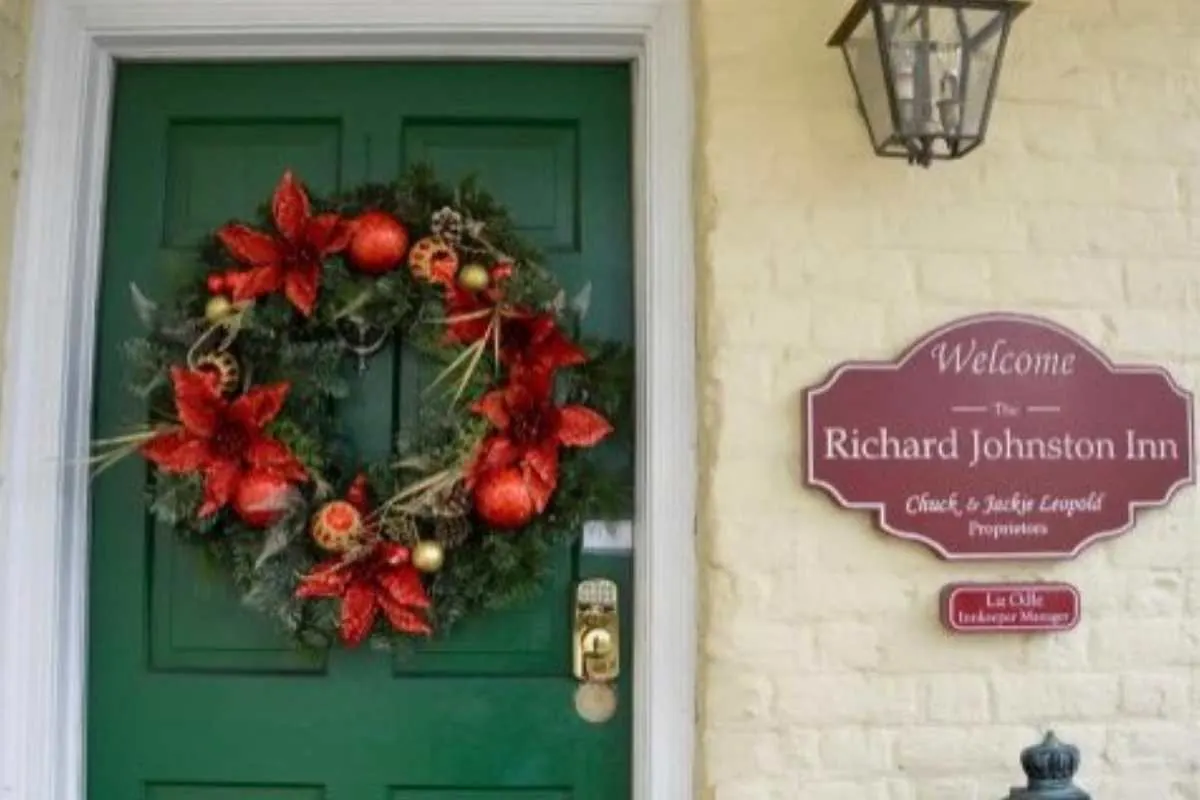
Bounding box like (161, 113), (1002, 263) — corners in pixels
(466, 376), (612, 528)
(500, 312), (588, 382)
(215, 170), (349, 316)
(295, 542), (432, 645)
(343, 473), (373, 519)
(140, 367), (307, 524)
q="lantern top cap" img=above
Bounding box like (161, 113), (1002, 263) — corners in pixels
(827, 0), (1031, 47)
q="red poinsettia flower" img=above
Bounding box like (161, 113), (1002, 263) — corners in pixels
(216, 170), (349, 316)
(141, 367), (308, 524)
(466, 376), (612, 528)
(443, 261), (514, 344)
(500, 312), (588, 381)
(295, 541), (432, 645)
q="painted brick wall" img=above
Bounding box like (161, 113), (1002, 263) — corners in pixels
(0, 0), (29, 387)
(696, 0), (1200, 797)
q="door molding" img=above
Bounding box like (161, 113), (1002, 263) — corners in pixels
(0, 2), (696, 799)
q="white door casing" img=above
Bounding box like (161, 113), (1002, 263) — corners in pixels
(0, 1), (697, 799)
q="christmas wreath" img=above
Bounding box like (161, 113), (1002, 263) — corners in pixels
(93, 167), (632, 649)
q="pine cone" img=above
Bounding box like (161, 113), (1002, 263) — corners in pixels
(434, 516), (471, 549)
(382, 508), (421, 547)
(429, 483), (470, 518)
(431, 207), (464, 245)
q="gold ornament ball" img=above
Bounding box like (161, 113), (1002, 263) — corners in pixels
(205, 295), (235, 323)
(457, 263), (491, 292)
(411, 540), (445, 573)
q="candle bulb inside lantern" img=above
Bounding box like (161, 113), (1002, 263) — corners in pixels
(938, 71), (961, 132)
(895, 67), (915, 101)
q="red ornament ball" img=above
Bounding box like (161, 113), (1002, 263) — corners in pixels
(347, 211), (409, 274)
(233, 470), (293, 528)
(472, 467), (536, 529)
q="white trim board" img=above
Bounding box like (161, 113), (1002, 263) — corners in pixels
(0, 2), (697, 799)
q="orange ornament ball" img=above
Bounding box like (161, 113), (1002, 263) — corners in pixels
(311, 500), (365, 553)
(408, 237), (460, 285)
(347, 211), (410, 274)
(233, 471), (292, 528)
(472, 467), (536, 529)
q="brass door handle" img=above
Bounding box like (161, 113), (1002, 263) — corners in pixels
(573, 578), (619, 682)
(573, 578), (619, 723)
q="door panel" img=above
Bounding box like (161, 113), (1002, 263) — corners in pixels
(389, 792), (570, 800)
(389, 545), (573, 676)
(164, 121), (344, 248)
(403, 121), (581, 252)
(149, 528), (327, 673)
(89, 62), (632, 800)
(147, 786), (325, 800)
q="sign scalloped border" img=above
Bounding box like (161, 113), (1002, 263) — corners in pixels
(803, 312), (1195, 560)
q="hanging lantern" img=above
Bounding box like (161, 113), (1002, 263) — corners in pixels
(828, 0), (1029, 166)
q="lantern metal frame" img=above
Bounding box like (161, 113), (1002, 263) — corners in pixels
(828, 0), (1029, 166)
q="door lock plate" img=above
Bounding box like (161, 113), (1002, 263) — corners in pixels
(573, 578), (619, 684)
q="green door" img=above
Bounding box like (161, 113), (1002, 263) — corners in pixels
(88, 63), (633, 799)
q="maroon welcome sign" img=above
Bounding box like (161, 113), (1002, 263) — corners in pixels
(805, 313), (1194, 559)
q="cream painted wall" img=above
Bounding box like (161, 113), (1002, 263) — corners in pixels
(0, 0), (29, 383)
(696, 0), (1200, 797)
(4, 0), (1199, 795)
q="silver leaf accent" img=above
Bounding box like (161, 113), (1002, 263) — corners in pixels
(253, 487), (306, 570)
(130, 283), (158, 328)
(571, 282), (593, 321)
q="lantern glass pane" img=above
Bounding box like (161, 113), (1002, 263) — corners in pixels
(958, 7), (1008, 138)
(879, 2), (1008, 149)
(841, 9), (893, 150)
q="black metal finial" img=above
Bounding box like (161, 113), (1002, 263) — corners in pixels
(1005, 732), (1091, 800)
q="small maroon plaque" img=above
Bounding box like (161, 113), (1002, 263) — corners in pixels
(805, 313), (1193, 560)
(940, 582), (1081, 633)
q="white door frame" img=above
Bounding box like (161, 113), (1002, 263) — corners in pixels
(0, 1), (697, 799)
